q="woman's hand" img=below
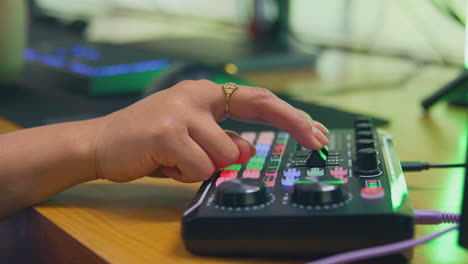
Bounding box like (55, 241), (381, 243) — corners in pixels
(93, 80), (329, 183)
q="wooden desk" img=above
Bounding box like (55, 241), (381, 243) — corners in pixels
(1, 52), (467, 263)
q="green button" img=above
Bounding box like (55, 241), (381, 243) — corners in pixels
(276, 138), (288, 144)
(268, 161), (280, 169)
(249, 156), (266, 164)
(246, 162), (264, 170)
(224, 164), (242, 171)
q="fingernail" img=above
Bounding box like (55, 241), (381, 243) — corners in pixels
(225, 130), (240, 137)
(316, 121), (330, 135)
(313, 127), (329, 146)
(304, 112), (314, 126)
(249, 142), (257, 156)
(312, 137), (324, 150)
(295, 108), (313, 124)
(226, 130), (256, 157)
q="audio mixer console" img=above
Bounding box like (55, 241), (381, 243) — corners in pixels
(182, 118), (414, 259)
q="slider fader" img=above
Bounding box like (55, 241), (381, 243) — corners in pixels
(182, 118), (414, 260)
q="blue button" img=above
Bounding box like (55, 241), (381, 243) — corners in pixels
(282, 168), (301, 186)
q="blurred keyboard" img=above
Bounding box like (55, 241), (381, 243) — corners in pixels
(23, 42), (172, 96)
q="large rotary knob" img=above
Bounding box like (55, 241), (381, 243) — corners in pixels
(356, 131), (374, 140)
(355, 117), (372, 125)
(356, 139), (375, 150)
(215, 178), (270, 207)
(292, 180), (347, 206)
(355, 123), (373, 132)
(357, 148), (380, 176)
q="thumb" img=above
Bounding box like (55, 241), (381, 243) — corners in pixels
(225, 130), (256, 165)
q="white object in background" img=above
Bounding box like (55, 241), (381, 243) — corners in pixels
(0, 0), (26, 85)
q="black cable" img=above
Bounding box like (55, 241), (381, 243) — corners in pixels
(429, 163), (467, 168)
(401, 161), (467, 172)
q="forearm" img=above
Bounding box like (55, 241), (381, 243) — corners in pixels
(0, 119), (99, 219)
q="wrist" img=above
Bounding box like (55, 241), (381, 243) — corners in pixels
(66, 118), (103, 183)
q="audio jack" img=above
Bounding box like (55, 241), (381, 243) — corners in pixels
(401, 161), (467, 172)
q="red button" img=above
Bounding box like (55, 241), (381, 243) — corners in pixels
(220, 170), (238, 178)
(242, 169), (260, 179)
(360, 187), (384, 200)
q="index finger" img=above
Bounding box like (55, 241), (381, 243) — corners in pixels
(201, 81), (329, 150)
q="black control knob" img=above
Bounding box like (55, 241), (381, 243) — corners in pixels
(355, 117), (371, 125)
(215, 178), (270, 207)
(357, 148), (380, 175)
(356, 139), (375, 150)
(292, 181), (347, 206)
(306, 148), (328, 168)
(356, 123), (373, 132)
(356, 131), (374, 140)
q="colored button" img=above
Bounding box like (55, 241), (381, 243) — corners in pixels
(366, 180), (381, 188)
(216, 170), (238, 187)
(256, 148), (270, 157)
(265, 168), (279, 187)
(360, 187), (385, 200)
(246, 162), (264, 170)
(282, 168), (301, 186)
(257, 131), (275, 144)
(265, 168), (278, 177)
(249, 156), (266, 164)
(307, 168), (325, 177)
(220, 170), (238, 178)
(277, 132), (290, 139)
(255, 143), (271, 156)
(270, 154), (282, 161)
(255, 143), (271, 151)
(242, 169), (261, 179)
(276, 137), (289, 144)
(272, 148), (284, 156)
(330, 167), (348, 179)
(263, 175), (277, 187)
(224, 164), (242, 171)
(268, 161), (280, 169)
(258, 131), (275, 140)
(256, 137), (274, 144)
(240, 132), (257, 144)
(273, 143), (287, 150)
(284, 168), (301, 177)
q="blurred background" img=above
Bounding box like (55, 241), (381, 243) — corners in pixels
(36, 0), (466, 64)
(2, 2), (468, 263)
(1, 0), (466, 127)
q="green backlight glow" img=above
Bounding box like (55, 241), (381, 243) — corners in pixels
(389, 170), (408, 211)
(318, 149), (327, 161)
(465, 4), (468, 69)
(296, 180), (315, 184)
(427, 128), (467, 262)
(380, 134), (409, 211)
(321, 180), (344, 185)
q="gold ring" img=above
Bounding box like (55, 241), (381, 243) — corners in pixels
(221, 82), (238, 115)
